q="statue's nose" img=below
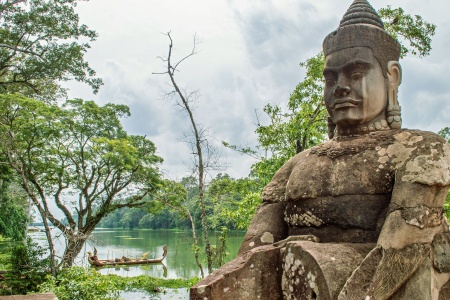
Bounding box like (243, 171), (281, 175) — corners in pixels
(334, 85), (351, 97)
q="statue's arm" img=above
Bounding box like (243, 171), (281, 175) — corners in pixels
(378, 181), (448, 249)
(340, 134), (450, 300)
(367, 137), (450, 299)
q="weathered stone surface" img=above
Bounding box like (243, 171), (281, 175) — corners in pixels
(284, 135), (396, 201)
(378, 209), (445, 248)
(338, 246), (382, 300)
(282, 241), (374, 300)
(284, 194), (389, 229)
(390, 257), (436, 300)
(0, 294), (58, 300)
(369, 244), (430, 299)
(288, 224), (379, 243)
(440, 279), (450, 300)
(238, 202), (287, 255)
(400, 205), (444, 228)
(433, 232), (450, 273)
(190, 245), (282, 300)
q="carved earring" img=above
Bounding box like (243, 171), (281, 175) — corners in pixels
(386, 61), (402, 129)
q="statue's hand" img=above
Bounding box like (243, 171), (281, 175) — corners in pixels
(273, 234), (320, 248)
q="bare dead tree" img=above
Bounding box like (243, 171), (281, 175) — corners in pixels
(154, 179), (205, 278)
(153, 31), (224, 275)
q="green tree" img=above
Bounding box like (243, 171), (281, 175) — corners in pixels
(2, 238), (50, 295)
(0, 94), (163, 273)
(0, 171), (29, 241)
(152, 178), (206, 277)
(439, 127), (450, 142)
(0, 0), (102, 101)
(120, 208), (146, 229)
(206, 173), (261, 229)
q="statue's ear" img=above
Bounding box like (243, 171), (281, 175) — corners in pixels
(387, 61), (402, 87)
(386, 61), (402, 129)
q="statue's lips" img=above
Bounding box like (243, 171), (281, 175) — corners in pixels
(333, 98), (361, 109)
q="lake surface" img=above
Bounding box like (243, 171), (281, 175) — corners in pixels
(30, 228), (246, 279)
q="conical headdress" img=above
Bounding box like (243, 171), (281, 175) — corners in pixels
(323, 0), (400, 75)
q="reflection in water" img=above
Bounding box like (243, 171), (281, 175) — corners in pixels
(29, 228), (245, 279)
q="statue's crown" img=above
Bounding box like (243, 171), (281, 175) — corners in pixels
(323, 0), (401, 74)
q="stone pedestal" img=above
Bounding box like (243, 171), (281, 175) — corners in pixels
(190, 245), (282, 300)
(282, 242), (374, 300)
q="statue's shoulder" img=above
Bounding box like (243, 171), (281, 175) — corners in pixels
(387, 129), (450, 186)
(389, 128), (447, 144)
(262, 149), (314, 203)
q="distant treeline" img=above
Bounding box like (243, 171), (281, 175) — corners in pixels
(97, 174), (263, 230)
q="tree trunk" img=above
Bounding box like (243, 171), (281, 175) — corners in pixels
(62, 231), (92, 267)
(162, 32), (214, 274)
(40, 214), (57, 277)
(187, 210), (205, 278)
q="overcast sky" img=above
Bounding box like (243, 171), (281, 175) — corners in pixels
(65, 0), (450, 181)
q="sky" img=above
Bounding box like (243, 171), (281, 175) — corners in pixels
(66, 0), (450, 181)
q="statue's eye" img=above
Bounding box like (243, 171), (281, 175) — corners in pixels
(325, 78), (336, 86)
(351, 72), (364, 80)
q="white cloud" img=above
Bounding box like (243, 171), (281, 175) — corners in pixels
(65, 0), (450, 180)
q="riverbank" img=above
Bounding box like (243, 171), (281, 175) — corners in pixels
(1, 229), (245, 299)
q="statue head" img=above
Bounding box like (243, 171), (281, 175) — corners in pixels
(322, 0), (402, 138)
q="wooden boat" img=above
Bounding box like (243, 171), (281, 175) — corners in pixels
(87, 245), (167, 267)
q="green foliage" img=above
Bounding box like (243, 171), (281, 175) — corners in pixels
(96, 174), (263, 231)
(438, 127), (450, 143)
(252, 53), (328, 186)
(0, 236), (13, 270)
(120, 274), (198, 292)
(39, 267), (121, 300)
(227, 192), (262, 229)
(39, 266), (199, 299)
(211, 226), (228, 268)
(444, 191), (450, 222)
(0, 0), (102, 100)
(379, 6), (436, 58)
(0, 94), (163, 267)
(205, 174), (262, 229)
(119, 208), (147, 230)
(0, 203), (28, 241)
(2, 238), (50, 295)
(438, 127), (450, 221)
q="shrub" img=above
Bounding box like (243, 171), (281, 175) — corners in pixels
(39, 267), (121, 300)
(1, 238), (50, 295)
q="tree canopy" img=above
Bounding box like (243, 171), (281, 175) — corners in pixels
(0, 0), (102, 101)
(0, 94), (163, 269)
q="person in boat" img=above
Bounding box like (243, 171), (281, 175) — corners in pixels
(87, 251), (100, 264)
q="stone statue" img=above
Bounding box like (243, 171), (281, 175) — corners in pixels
(190, 1), (450, 299)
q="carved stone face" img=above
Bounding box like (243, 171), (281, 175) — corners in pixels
(323, 47), (387, 128)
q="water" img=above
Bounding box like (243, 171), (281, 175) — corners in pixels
(29, 228), (246, 299)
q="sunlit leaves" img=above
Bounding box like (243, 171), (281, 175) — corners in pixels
(0, 0), (102, 100)
(0, 94), (163, 266)
(379, 6), (436, 58)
